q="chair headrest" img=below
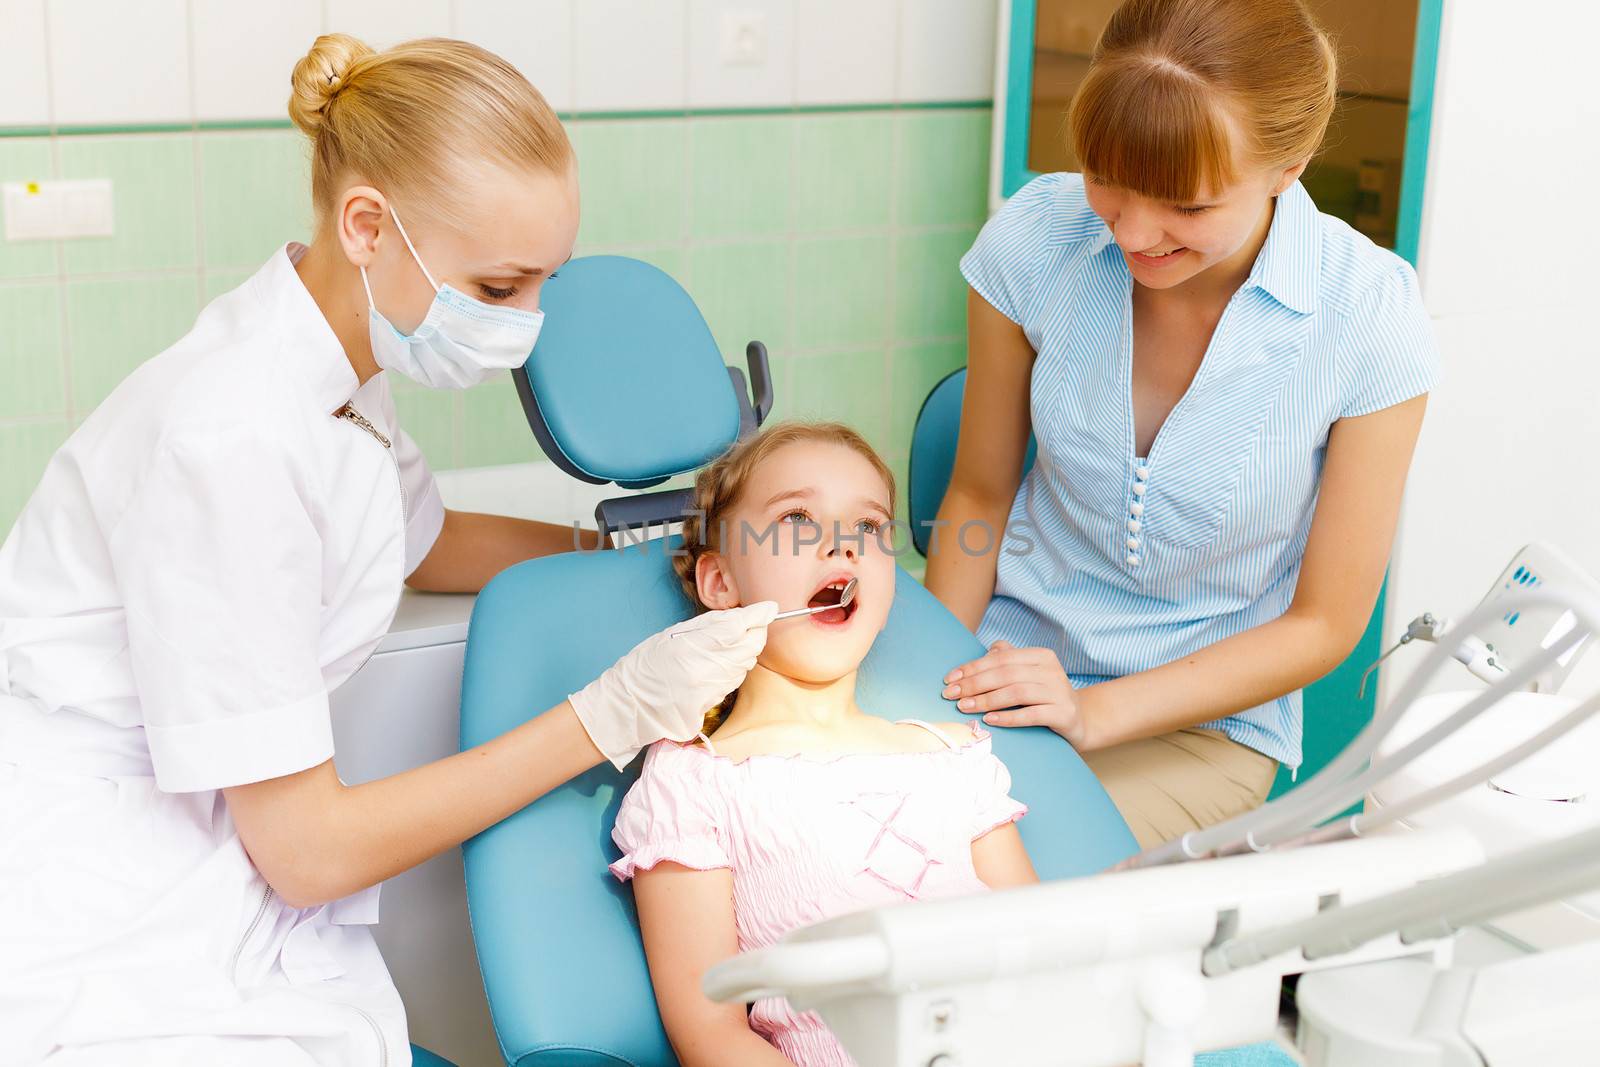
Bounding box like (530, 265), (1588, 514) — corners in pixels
(514, 256), (759, 490)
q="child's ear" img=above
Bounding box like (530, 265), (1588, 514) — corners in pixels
(695, 552), (740, 610)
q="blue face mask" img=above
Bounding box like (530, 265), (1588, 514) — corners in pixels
(360, 203), (545, 390)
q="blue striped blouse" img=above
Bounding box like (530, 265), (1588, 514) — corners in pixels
(959, 173), (1440, 769)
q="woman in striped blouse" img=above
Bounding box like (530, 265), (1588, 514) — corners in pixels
(927, 0), (1439, 848)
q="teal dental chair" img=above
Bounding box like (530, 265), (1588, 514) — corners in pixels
(457, 257), (1291, 1066)
(906, 366), (1035, 556)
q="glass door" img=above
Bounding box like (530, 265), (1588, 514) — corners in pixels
(997, 0), (1443, 262)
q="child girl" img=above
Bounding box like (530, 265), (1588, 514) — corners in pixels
(609, 421), (1039, 1067)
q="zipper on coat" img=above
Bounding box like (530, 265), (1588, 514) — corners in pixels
(231, 883), (275, 983)
(334, 402), (409, 523)
(231, 882), (389, 1066)
(333, 402), (410, 688)
(352, 1004), (390, 1066)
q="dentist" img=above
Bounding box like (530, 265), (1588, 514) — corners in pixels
(0, 35), (774, 1066)
(928, 0), (1439, 848)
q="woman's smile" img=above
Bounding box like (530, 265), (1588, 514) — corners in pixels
(1129, 246), (1190, 268)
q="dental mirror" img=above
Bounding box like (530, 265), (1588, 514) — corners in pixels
(773, 577), (858, 621)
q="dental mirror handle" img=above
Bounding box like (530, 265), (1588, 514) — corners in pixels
(772, 604), (833, 621)
(772, 578), (857, 621)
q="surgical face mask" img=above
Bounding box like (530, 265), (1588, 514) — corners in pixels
(360, 203), (545, 390)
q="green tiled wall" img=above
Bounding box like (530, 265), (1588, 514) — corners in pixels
(0, 107), (990, 534)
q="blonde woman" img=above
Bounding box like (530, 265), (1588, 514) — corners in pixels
(928, 0), (1439, 848)
(0, 36), (774, 1064)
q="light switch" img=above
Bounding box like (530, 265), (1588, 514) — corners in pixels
(720, 9), (768, 67)
(3, 179), (115, 241)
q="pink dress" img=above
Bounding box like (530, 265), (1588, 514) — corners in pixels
(609, 720), (1028, 1066)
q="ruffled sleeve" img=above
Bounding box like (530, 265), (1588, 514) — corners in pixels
(967, 732), (1028, 839)
(609, 742), (732, 881)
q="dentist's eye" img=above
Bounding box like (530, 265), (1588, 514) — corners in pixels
(479, 283), (518, 300)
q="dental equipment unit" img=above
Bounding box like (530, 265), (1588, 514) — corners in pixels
(1357, 543), (1597, 697)
(703, 544), (1600, 1066)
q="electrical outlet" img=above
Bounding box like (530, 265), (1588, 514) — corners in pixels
(720, 8), (767, 67)
(3, 179), (115, 241)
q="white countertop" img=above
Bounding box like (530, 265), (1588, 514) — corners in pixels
(381, 589), (479, 653)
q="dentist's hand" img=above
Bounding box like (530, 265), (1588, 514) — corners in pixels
(942, 640), (1089, 748)
(569, 601), (779, 769)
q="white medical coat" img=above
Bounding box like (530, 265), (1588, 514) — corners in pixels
(0, 243), (446, 1066)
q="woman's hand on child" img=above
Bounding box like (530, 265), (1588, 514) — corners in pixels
(942, 640), (1087, 747)
(569, 601), (780, 769)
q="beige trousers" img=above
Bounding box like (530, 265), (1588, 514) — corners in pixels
(1080, 727), (1279, 850)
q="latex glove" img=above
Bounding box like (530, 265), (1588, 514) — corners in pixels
(569, 601), (778, 769)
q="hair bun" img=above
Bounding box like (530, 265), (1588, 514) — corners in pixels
(288, 33), (375, 138)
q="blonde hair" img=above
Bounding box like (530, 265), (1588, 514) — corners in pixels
(1069, 0), (1337, 202)
(288, 34), (572, 229)
(673, 421), (898, 736)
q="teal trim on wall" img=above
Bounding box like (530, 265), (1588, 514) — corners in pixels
(1000, 0), (1038, 197)
(1396, 0), (1445, 268)
(1269, 583), (1388, 803)
(0, 100), (991, 140)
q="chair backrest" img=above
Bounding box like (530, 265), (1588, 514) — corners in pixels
(511, 256), (771, 521)
(907, 367), (1036, 556)
(905, 367), (1379, 799)
(458, 259), (1137, 1066)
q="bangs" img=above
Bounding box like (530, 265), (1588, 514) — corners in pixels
(1069, 56), (1238, 203)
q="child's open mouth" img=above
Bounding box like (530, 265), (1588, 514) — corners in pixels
(806, 577), (859, 626)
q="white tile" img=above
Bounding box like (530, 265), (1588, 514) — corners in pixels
(191, 0), (322, 122)
(794, 0), (895, 105)
(47, 0), (190, 124)
(573, 0), (687, 112)
(687, 0), (794, 108)
(453, 0), (574, 112)
(895, 0), (997, 103)
(325, 0), (451, 49)
(0, 0), (49, 126)
(1415, 0), (1600, 320)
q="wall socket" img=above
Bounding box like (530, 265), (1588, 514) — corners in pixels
(3, 179), (115, 241)
(720, 9), (768, 67)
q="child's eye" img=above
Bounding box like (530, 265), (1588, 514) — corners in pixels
(479, 283), (519, 300)
(779, 509), (812, 524)
(857, 519), (881, 534)
(1174, 205), (1209, 216)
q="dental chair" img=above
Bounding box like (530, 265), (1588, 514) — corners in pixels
(905, 366), (1035, 557)
(457, 256), (1293, 1066)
